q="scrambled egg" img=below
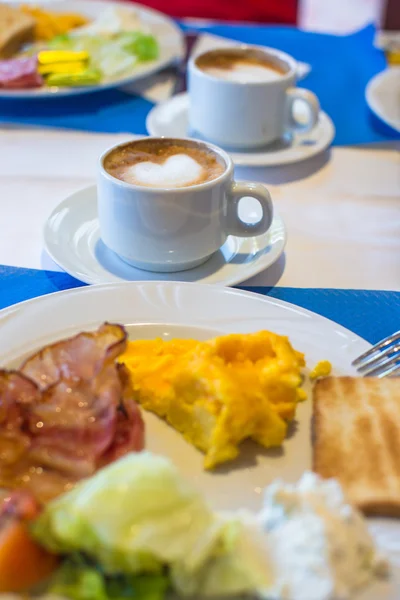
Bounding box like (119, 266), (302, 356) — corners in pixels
(20, 6), (89, 41)
(120, 332), (307, 469)
(309, 360), (332, 380)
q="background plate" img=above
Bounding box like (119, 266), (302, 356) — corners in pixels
(1, 0), (183, 98)
(366, 68), (400, 133)
(146, 93), (336, 167)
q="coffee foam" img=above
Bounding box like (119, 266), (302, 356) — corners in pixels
(204, 61), (283, 83)
(122, 154), (204, 188)
(104, 140), (225, 189)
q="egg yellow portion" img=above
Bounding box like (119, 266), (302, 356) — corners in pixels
(120, 331), (306, 469)
(309, 360), (332, 380)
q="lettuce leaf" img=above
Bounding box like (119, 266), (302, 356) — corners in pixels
(32, 453), (223, 577)
(49, 554), (168, 600)
(32, 453), (271, 597)
(172, 513), (272, 596)
(118, 32), (159, 60)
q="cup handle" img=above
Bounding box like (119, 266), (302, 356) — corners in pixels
(226, 182), (273, 237)
(285, 87), (320, 133)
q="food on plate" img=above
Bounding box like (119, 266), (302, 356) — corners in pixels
(0, 4), (159, 89)
(0, 56), (43, 89)
(45, 68), (102, 87)
(309, 359), (332, 380)
(48, 30), (159, 80)
(37, 49), (89, 64)
(32, 453), (230, 593)
(37, 50), (92, 82)
(121, 331), (309, 469)
(313, 376), (400, 516)
(28, 453), (387, 600)
(29, 452), (261, 596)
(49, 556), (169, 600)
(0, 323), (144, 503)
(19, 5), (88, 42)
(252, 472), (388, 600)
(0, 490), (59, 591)
(77, 6), (146, 36)
(0, 3), (34, 59)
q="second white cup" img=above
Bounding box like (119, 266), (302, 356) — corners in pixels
(188, 46), (320, 149)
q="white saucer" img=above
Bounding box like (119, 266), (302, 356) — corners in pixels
(44, 185), (286, 286)
(146, 93), (335, 167)
(366, 67), (400, 132)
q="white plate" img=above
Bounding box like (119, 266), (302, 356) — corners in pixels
(0, 281), (399, 599)
(146, 92), (336, 167)
(43, 185), (287, 286)
(366, 67), (400, 133)
(1, 0), (183, 99)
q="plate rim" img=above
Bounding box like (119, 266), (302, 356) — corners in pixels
(0, 279), (371, 352)
(42, 184), (287, 287)
(146, 92), (336, 167)
(0, 0), (184, 99)
(365, 67), (400, 133)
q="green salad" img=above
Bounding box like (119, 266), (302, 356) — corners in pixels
(32, 453), (268, 600)
(48, 31), (159, 80)
(48, 555), (168, 600)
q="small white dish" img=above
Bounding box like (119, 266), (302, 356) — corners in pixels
(366, 67), (400, 132)
(146, 93), (335, 167)
(43, 185), (286, 286)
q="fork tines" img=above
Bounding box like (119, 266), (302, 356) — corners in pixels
(352, 331), (400, 378)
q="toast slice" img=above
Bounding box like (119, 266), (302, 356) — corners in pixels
(313, 376), (400, 517)
(0, 3), (35, 59)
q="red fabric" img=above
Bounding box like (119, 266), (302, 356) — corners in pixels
(131, 0), (298, 24)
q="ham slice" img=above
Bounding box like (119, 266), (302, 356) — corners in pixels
(0, 56), (42, 89)
(0, 324), (144, 503)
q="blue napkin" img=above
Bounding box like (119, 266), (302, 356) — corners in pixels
(1, 265), (399, 345)
(0, 24), (398, 145)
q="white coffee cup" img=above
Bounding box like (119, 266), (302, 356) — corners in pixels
(188, 46), (320, 149)
(97, 137), (274, 273)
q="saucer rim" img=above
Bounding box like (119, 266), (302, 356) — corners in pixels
(43, 184), (287, 287)
(146, 92), (336, 167)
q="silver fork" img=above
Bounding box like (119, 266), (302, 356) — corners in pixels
(352, 331), (400, 377)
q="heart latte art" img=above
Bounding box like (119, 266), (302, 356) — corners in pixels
(104, 139), (225, 188)
(124, 155), (204, 188)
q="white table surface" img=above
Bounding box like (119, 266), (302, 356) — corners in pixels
(0, 0), (399, 293)
(0, 127), (399, 291)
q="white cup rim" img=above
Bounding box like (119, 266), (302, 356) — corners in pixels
(190, 44), (298, 86)
(99, 136), (234, 193)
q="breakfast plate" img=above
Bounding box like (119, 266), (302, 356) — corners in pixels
(0, 280), (399, 599)
(0, 0), (183, 98)
(43, 185), (287, 286)
(365, 67), (400, 132)
(146, 92), (336, 167)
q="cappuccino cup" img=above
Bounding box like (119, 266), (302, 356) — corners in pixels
(188, 46), (320, 149)
(97, 137), (274, 273)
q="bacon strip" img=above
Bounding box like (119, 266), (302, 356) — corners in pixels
(0, 324), (144, 503)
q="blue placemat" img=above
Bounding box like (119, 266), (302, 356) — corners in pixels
(0, 24), (398, 146)
(1, 265), (399, 344)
